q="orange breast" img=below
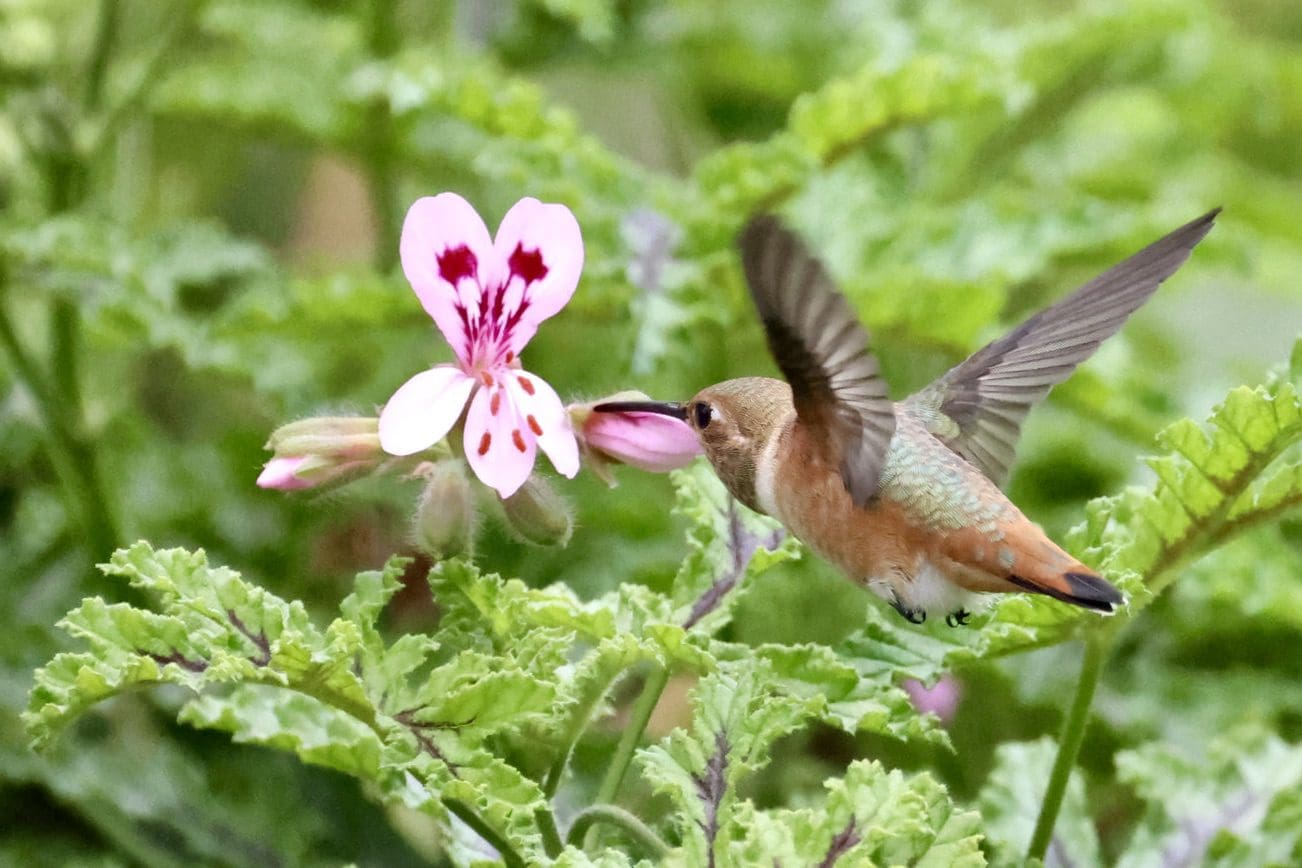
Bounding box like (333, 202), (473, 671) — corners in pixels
(769, 422), (1084, 596)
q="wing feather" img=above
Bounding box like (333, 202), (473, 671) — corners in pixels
(907, 208), (1219, 485)
(739, 216), (896, 506)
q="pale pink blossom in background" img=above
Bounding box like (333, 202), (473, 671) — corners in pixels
(379, 193), (583, 498)
(903, 675), (962, 723)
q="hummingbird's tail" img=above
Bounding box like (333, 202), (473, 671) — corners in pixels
(1006, 569), (1123, 612)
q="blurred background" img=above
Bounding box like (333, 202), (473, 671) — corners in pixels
(1, 0), (1299, 864)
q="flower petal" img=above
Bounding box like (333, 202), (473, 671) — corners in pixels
(379, 366), (476, 456)
(505, 371), (579, 478)
(464, 383), (537, 498)
(400, 193), (495, 361)
(492, 197), (584, 354)
(257, 456), (312, 490)
(581, 409), (702, 472)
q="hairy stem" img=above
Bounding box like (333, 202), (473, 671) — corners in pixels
(596, 665), (669, 806)
(1027, 634), (1110, 861)
(567, 804), (670, 858)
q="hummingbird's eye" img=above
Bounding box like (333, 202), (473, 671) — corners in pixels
(692, 402), (713, 429)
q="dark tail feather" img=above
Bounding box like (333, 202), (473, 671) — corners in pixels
(1006, 571), (1124, 613)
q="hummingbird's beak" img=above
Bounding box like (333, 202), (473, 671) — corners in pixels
(591, 400), (688, 421)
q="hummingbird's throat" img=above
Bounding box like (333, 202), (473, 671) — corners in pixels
(591, 400), (688, 421)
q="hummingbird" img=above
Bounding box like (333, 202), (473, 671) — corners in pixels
(597, 209), (1218, 625)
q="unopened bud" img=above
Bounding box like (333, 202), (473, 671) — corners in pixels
(413, 461), (476, 558)
(257, 416), (400, 491)
(500, 476), (573, 546)
(569, 391), (701, 486)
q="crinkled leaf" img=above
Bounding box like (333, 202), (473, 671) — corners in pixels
(750, 641), (946, 746)
(723, 760), (985, 868)
(179, 684), (383, 779)
(1115, 727), (1302, 868)
(637, 659), (816, 864)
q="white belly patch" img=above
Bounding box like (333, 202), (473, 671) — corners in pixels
(868, 558), (987, 617)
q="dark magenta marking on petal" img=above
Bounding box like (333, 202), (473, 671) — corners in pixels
(508, 244), (548, 284)
(438, 245), (478, 284)
(477, 432), (492, 456)
(512, 430), (527, 452)
(490, 391), (502, 416)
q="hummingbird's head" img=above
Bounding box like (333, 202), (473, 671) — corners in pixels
(594, 377), (792, 513)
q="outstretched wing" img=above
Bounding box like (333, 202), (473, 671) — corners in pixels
(738, 215), (896, 507)
(907, 208), (1220, 486)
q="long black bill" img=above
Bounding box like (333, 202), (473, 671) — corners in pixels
(592, 400), (688, 420)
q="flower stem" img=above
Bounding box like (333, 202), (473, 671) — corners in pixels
(0, 291), (120, 564)
(595, 665), (669, 806)
(543, 668), (619, 798)
(1026, 634), (1110, 861)
(83, 0), (121, 111)
(567, 804), (670, 858)
(443, 797), (525, 868)
(363, 0), (400, 270)
(535, 807), (564, 859)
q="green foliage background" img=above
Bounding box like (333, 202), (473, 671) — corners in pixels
(2, 0), (1300, 865)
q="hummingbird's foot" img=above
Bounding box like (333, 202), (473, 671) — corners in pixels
(890, 597), (927, 624)
(945, 608), (972, 628)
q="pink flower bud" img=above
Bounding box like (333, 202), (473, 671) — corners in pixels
(257, 416), (398, 491)
(569, 392), (702, 483)
(256, 456), (316, 490)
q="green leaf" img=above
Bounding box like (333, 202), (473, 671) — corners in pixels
(637, 659), (814, 864)
(179, 684), (383, 779)
(668, 462), (798, 634)
(978, 738), (1099, 868)
(24, 543), (379, 747)
(751, 640), (945, 746)
(24, 544), (575, 864)
(723, 760), (985, 867)
(151, 0), (362, 140)
(1115, 727), (1302, 868)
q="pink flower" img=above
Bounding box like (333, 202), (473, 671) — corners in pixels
(572, 392), (701, 476)
(379, 193), (583, 498)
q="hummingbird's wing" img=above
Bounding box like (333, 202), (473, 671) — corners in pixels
(739, 215), (896, 507)
(906, 208), (1219, 486)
